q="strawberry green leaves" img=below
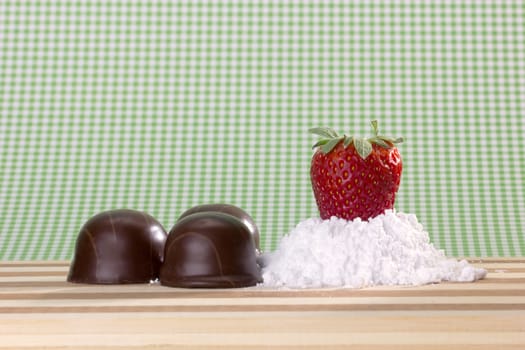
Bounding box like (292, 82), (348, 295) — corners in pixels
(370, 119), (404, 146)
(353, 138), (373, 159)
(343, 135), (353, 148)
(321, 137), (344, 154)
(371, 137), (391, 149)
(308, 127), (344, 154)
(308, 127), (339, 139)
(309, 120), (403, 159)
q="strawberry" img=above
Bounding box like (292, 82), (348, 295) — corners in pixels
(309, 120), (403, 221)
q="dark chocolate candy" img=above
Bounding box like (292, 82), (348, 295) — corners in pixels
(68, 209), (167, 284)
(160, 212), (262, 288)
(178, 203), (260, 252)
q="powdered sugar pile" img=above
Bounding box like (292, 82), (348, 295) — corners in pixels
(261, 210), (487, 289)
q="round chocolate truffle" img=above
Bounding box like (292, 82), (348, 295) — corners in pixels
(68, 209), (167, 284)
(178, 203), (260, 252)
(160, 212), (262, 288)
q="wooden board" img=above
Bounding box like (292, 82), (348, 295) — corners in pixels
(1, 258), (524, 349)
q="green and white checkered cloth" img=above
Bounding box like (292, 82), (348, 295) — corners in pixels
(1, 1), (524, 260)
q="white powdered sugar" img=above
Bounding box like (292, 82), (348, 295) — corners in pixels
(261, 210), (487, 289)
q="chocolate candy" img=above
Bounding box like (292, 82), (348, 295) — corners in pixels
(178, 203), (260, 252)
(68, 209), (167, 284)
(160, 211), (262, 288)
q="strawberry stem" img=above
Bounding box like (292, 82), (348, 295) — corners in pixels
(371, 120), (379, 136)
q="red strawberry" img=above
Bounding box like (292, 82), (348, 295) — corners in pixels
(309, 120), (403, 221)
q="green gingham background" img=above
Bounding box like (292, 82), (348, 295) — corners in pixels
(1, 1), (524, 260)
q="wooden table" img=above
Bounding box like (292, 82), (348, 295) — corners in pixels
(1, 258), (524, 349)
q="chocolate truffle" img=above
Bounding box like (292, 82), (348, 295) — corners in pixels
(68, 209), (168, 284)
(178, 203), (260, 252)
(160, 212), (262, 288)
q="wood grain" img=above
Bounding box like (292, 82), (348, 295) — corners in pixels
(0, 259), (524, 349)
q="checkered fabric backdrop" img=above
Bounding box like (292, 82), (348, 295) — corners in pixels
(1, 1), (524, 260)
